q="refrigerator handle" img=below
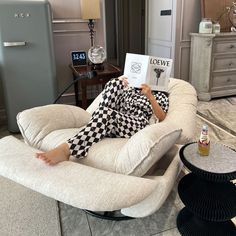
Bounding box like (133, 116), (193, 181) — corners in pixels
(3, 42), (27, 47)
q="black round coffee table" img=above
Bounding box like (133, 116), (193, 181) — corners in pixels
(177, 142), (236, 236)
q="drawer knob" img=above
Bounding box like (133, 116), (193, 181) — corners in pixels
(229, 44), (235, 49)
(227, 78), (231, 82)
(229, 62), (233, 66)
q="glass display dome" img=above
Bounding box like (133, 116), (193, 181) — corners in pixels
(88, 45), (106, 65)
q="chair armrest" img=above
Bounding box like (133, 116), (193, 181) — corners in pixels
(116, 122), (182, 177)
(121, 145), (183, 217)
(17, 104), (91, 148)
(0, 136), (157, 212)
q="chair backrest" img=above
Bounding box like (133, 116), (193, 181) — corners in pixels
(86, 78), (198, 144)
(164, 78), (197, 144)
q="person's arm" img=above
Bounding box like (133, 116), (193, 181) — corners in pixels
(141, 84), (167, 121)
(118, 75), (129, 87)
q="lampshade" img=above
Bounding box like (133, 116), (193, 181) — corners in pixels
(80, 0), (101, 20)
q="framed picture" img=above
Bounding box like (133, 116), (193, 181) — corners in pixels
(201, 0), (234, 32)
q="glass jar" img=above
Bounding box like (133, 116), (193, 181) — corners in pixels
(199, 18), (212, 34)
(212, 22), (221, 33)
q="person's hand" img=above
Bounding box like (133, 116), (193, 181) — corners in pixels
(141, 84), (153, 100)
(141, 84), (166, 121)
(118, 75), (129, 87)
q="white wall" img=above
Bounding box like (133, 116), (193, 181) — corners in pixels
(49, 0), (105, 103)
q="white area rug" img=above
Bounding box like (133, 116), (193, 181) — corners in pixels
(0, 176), (61, 236)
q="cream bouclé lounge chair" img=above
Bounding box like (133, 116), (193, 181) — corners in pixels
(0, 78), (197, 218)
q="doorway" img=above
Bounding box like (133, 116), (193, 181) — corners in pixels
(104, 0), (146, 71)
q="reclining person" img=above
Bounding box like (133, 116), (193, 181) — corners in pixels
(36, 76), (169, 165)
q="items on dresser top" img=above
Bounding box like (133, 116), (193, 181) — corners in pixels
(189, 33), (236, 101)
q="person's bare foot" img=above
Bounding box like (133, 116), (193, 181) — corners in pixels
(36, 143), (70, 165)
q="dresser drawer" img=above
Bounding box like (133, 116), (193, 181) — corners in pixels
(190, 33), (236, 100)
(212, 55), (236, 71)
(213, 40), (236, 54)
(212, 72), (236, 90)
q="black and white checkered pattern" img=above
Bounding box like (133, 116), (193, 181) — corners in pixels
(67, 78), (169, 158)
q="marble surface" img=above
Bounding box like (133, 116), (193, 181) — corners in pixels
(197, 97), (236, 138)
(183, 142), (236, 174)
(194, 113), (236, 150)
(153, 228), (181, 236)
(58, 202), (91, 236)
(59, 184), (181, 236)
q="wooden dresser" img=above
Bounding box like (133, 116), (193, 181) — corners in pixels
(189, 33), (236, 101)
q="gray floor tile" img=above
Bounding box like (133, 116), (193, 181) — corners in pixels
(195, 115), (236, 149)
(87, 217), (148, 236)
(86, 193), (180, 236)
(59, 203), (92, 236)
(227, 96), (236, 105)
(167, 180), (184, 212)
(197, 97), (236, 137)
(152, 227), (180, 236)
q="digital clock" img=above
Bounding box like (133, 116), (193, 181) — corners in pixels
(71, 51), (87, 66)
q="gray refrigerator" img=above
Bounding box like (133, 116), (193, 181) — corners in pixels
(0, 0), (57, 132)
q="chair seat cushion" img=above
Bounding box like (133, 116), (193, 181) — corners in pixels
(39, 123), (181, 177)
(40, 128), (128, 173)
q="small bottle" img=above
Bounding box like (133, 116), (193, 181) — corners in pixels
(212, 22), (220, 33)
(232, 2), (236, 32)
(199, 18), (212, 34)
(198, 124), (210, 156)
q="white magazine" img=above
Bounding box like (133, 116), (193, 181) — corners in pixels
(123, 53), (172, 91)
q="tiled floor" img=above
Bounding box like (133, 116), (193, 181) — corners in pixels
(58, 191), (183, 236)
(58, 173), (185, 236)
(0, 96), (235, 236)
(197, 96), (236, 140)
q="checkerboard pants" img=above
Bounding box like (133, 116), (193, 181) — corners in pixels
(67, 79), (148, 158)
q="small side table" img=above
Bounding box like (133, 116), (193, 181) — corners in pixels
(69, 63), (121, 109)
(177, 142), (236, 236)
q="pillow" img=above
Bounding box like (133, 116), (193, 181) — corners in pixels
(17, 104), (91, 149)
(115, 122), (182, 177)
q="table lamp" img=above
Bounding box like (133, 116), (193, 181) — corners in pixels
(80, 0), (106, 70)
(80, 0), (101, 47)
